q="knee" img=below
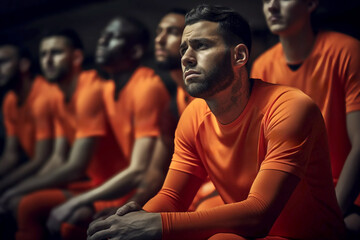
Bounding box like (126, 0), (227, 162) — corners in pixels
(208, 233), (248, 240)
(17, 193), (42, 222)
(67, 205), (94, 225)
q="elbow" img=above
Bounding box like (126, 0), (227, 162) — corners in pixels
(128, 166), (148, 185)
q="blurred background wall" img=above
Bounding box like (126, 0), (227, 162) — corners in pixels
(0, 0), (359, 70)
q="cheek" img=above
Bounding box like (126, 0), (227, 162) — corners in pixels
(4, 63), (16, 74)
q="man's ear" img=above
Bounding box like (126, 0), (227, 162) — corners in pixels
(234, 43), (249, 67)
(19, 58), (31, 73)
(72, 49), (83, 67)
(131, 44), (144, 60)
(307, 0), (318, 13)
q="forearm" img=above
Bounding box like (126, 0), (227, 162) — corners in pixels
(0, 155), (19, 177)
(336, 146), (360, 215)
(7, 163), (84, 197)
(0, 160), (42, 191)
(144, 169), (299, 240)
(143, 170), (204, 212)
(338, 111), (360, 215)
(160, 196), (272, 240)
(74, 167), (146, 206)
(130, 168), (166, 206)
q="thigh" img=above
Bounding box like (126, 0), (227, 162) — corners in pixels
(208, 233), (248, 240)
(67, 205), (95, 227)
(17, 189), (68, 221)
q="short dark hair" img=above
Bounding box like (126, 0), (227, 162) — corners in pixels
(42, 28), (84, 50)
(113, 16), (150, 51)
(166, 8), (188, 16)
(185, 4), (252, 54)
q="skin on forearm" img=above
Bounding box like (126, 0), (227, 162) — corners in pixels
(70, 137), (157, 207)
(336, 111), (360, 215)
(0, 139), (53, 191)
(37, 138), (69, 176)
(0, 137), (22, 178)
(0, 154), (19, 178)
(6, 137), (98, 197)
(129, 137), (173, 206)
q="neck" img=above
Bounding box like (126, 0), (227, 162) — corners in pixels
(206, 69), (251, 125)
(170, 68), (184, 89)
(14, 73), (33, 105)
(279, 22), (316, 64)
(58, 70), (81, 102)
(111, 67), (137, 99)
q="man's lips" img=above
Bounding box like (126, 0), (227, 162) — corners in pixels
(155, 48), (167, 57)
(268, 15), (281, 23)
(184, 70), (200, 81)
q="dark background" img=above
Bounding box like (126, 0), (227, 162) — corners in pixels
(1, 0), (359, 70)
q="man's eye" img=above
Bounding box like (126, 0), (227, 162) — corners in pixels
(180, 47), (187, 57)
(196, 42), (208, 50)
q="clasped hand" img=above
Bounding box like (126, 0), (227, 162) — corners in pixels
(87, 201), (162, 240)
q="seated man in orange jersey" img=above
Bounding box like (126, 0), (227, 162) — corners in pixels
(0, 29), (124, 240)
(87, 4), (346, 240)
(0, 41), (56, 239)
(251, 0), (360, 237)
(92, 9), (220, 221)
(43, 17), (171, 239)
(0, 42), (55, 194)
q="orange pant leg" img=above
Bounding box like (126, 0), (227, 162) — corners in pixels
(209, 234), (291, 240)
(16, 189), (67, 240)
(60, 192), (133, 240)
(61, 222), (87, 240)
(208, 233), (248, 240)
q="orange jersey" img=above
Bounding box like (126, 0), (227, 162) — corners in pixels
(54, 70), (122, 187)
(101, 66), (171, 166)
(2, 76), (56, 157)
(176, 86), (193, 116)
(92, 66), (170, 210)
(144, 80), (345, 239)
(251, 31), (360, 185)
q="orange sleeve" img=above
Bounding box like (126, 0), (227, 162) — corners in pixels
(145, 169), (299, 240)
(2, 93), (16, 137)
(341, 37), (360, 113)
(75, 82), (107, 139)
(133, 75), (170, 139)
(167, 100), (208, 180)
(259, 91), (325, 178)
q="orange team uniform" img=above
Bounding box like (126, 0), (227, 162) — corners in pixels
(144, 80), (346, 240)
(16, 70), (123, 240)
(92, 66), (171, 211)
(176, 86), (193, 116)
(3, 76), (56, 158)
(58, 67), (171, 240)
(251, 31), (360, 193)
(176, 87), (222, 211)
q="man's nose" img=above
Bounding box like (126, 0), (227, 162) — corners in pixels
(181, 48), (196, 68)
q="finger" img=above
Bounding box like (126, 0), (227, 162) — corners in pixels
(46, 218), (58, 233)
(87, 218), (112, 236)
(87, 228), (116, 240)
(93, 207), (116, 220)
(116, 201), (141, 216)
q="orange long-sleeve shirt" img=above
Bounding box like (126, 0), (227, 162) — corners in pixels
(144, 80), (345, 239)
